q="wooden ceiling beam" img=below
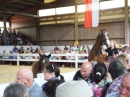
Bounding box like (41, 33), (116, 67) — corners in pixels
(7, 3), (27, 9)
(7, 11), (38, 18)
(6, 8), (20, 12)
(0, 0), (14, 6)
(16, 0), (37, 5)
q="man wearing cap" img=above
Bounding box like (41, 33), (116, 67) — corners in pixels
(73, 62), (94, 83)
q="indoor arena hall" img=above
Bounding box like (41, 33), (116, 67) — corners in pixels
(0, 0), (130, 97)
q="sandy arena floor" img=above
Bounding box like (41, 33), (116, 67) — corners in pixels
(0, 65), (79, 84)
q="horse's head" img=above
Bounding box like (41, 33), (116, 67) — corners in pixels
(97, 28), (110, 47)
(39, 53), (51, 64)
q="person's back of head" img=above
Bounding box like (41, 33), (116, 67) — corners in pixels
(56, 80), (93, 97)
(104, 56), (114, 63)
(108, 58), (127, 80)
(43, 79), (62, 97)
(116, 54), (129, 68)
(3, 82), (28, 97)
(93, 62), (107, 84)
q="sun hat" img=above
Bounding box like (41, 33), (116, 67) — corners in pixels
(56, 80), (93, 97)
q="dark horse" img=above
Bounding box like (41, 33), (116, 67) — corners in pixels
(88, 29), (110, 63)
(32, 53), (51, 78)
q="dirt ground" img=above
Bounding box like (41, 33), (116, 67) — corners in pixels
(0, 65), (79, 84)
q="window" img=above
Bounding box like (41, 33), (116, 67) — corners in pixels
(39, 0), (126, 17)
(39, 8), (55, 17)
(100, 0), (124, 10)
(0, 22), (9, 33)
(56, 6), (75, 15)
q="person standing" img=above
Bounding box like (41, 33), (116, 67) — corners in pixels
(105, 40), (119, 58)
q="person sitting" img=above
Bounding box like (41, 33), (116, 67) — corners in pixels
(9, 50), (15, 65)
(116, 54), (130, 71)
(105, 58), (127, 97)
(119, 72), (130, 97)
(104, 56), (114, 71)
(92, 62), (111, 97)
(64, 45), (68, 50)
(56, 80), (93, 97)
(73, 62), (94, 84)
(15, 68), (45, 97)
(13, 45), (18, 53)
(42, 64), (65, 89)
(43, 79), (63, 97)
(3, 82), (28, 97)
(54, 45), (60, 52)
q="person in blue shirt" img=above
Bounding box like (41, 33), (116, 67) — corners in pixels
(13, 45), (18, 53)
(15, 68), (45, 97)
(9, 50), (14, 59)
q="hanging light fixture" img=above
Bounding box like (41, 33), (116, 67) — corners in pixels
(44, 0), (55, 3)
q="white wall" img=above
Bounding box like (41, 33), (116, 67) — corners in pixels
(0, 46), (39, 54)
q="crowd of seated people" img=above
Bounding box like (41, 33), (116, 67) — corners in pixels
(1, 39), (130, 67)
(3, 40), (130, 97)
(1, 45), (41, 65)
(4, 52), (130, 97)
(50, 45), (90, 67)
(1, 27), (33, 46)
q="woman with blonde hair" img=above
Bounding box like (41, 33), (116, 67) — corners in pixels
(116, 54), (130, 70)
(105, 40), (119, 58)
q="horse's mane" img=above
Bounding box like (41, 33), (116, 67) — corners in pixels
(93, 31), (106, 54)
(32, 53), (51, 78)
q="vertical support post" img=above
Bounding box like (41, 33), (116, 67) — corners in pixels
(17, 53), (19, 66)
(3, 5), (7, 46)
(75, 53), (78, 68)
(56, 39), (57, 46)
(74, 3), (79, 45)
(36, 6), (40, 45)
(124, 0), (129, 44)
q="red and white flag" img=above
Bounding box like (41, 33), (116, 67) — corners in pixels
(84, 0), (99, 28)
